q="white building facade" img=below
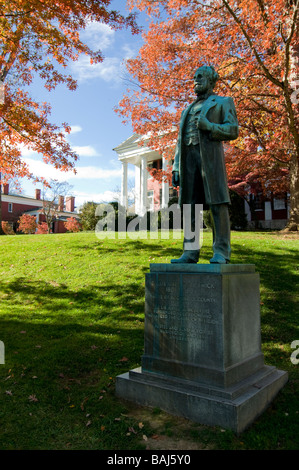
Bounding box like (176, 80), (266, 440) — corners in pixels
(113, 134), (172, 216)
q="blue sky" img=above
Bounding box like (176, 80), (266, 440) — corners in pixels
(20, 0), (148, 210)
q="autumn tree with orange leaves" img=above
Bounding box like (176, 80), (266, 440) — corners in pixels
(0, 0), (138, 232)
(118, 0), (299, 229)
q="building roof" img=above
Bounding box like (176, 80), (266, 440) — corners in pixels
(24, 208), (80, 220)
(2, 193), (44, 207)
(113, 133), (161, 165)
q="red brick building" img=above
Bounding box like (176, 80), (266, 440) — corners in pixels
(1, 184), (80, 233)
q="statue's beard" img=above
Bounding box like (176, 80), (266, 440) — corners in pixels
(195, 89), (213, 101)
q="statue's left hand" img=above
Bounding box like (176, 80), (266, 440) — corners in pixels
(197, 115), (213, 131)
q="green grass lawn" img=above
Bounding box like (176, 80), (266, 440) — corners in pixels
(0, 230), (298, 450)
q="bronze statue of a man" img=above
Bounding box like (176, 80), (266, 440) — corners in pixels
(171, 65), (239, 264)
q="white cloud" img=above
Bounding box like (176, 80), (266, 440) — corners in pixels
(70, 125), (83, 134)
(70, 23), (139, 85)
(70, 21), (125, 84)
(23, 158), (134, 181)
(23, 158), (75, 181)
(75, 166), (122, 179)
(71, 55), (122, 84)
(81, 22), (115, 50)
(19, 138), (100, 160)
(72, 145), (100, 157)
(74, 190), (120, 208)
(74, 166), (134, 179)
(121, 44), (136, 61)
(18, 143), (38, 158)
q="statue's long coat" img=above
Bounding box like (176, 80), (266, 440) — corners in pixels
(172, 94), (239, 206)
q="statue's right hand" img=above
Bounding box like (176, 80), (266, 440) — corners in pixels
(172, 171), (180, 188)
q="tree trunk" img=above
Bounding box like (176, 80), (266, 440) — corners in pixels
(284, 35), (299, 231)
(285, 153), (299, 230)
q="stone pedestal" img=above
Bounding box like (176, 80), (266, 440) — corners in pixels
(116, 264), (288, 433)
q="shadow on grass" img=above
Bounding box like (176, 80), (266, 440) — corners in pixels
(76, 237), (184, 257)
(0, 237), (297, 373)
(0, 273), (148, 375)
(0, 276), (145, 320)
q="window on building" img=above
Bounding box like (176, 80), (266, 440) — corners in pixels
(147, 190), (154, 211)
(273, 198), (286, 211)
(253, 193), (264, 211)
(8, 203), (13, 213)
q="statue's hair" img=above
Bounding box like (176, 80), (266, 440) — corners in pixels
(195, 65), (219, 88)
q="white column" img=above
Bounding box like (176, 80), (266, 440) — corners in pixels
(161, 156), (169, 209)
(135, 164), (141, 215)
(121, 161), (128, 210)
(140, 155), (148, 216)
(244, 199), (251, 222)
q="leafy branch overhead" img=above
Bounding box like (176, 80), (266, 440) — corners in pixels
(0, 0), (139, 183)
(119, 0), (299, 229)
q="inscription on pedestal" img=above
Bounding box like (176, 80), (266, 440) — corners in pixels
(144, 273), (223, 368)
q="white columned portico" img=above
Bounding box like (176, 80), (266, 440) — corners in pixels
(113, 133), (168, 217)
(120, 161), (128, 210)
(161, 156), (169, 209)
(134, 164), (141, 215)
(140, 155), (148, 216)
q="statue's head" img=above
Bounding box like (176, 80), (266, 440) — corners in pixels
(193, 65), (219, 96)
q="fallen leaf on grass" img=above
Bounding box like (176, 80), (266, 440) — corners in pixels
(128, 427), (137, 434)
(5, 390), (12, 396)
(80, 397), (88, 411)
(100, 425), (105, 431)
(86, 420), (92, 427)
(119, 357), (129, 362)
(28, 395), (38, 402)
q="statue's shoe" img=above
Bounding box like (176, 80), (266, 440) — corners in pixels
(209, 253), (228, 264)
(171, 252), (199, 264)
